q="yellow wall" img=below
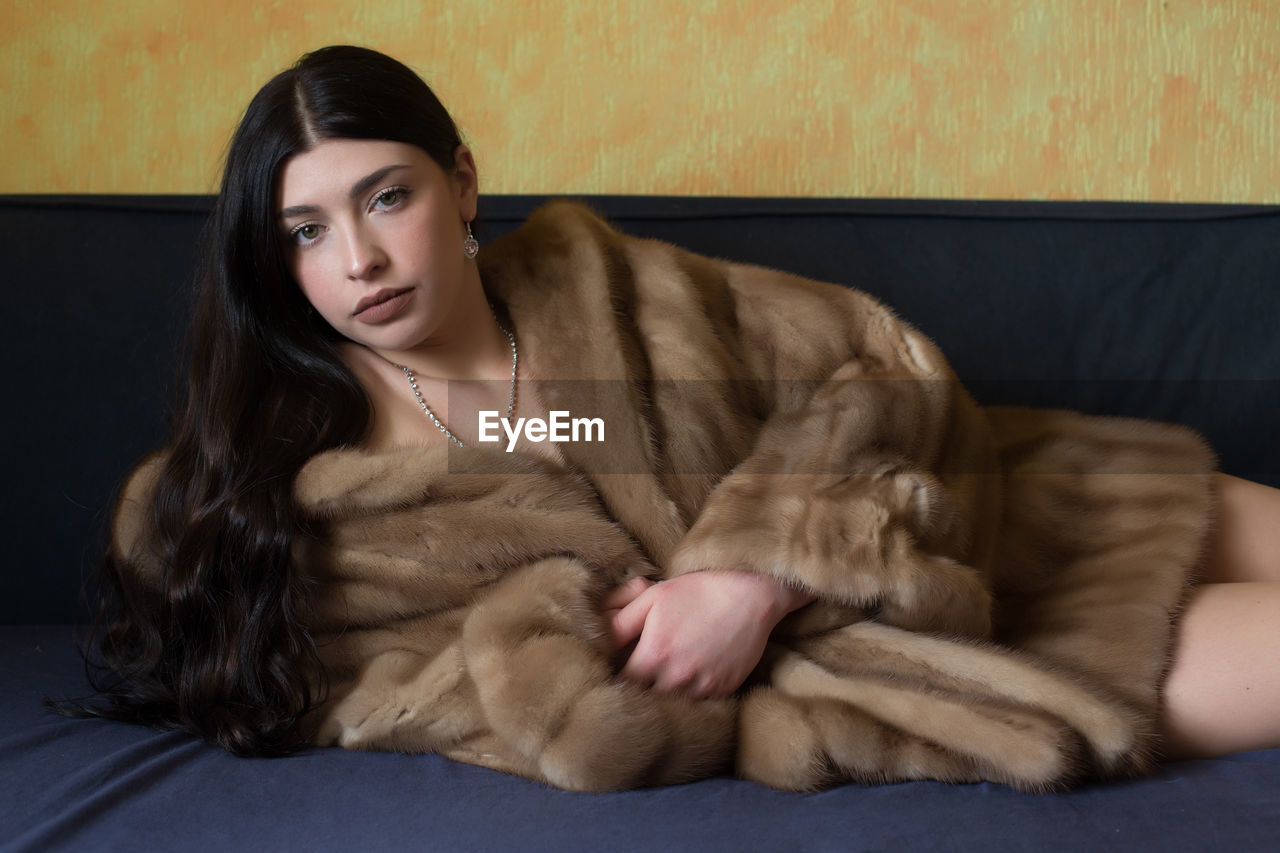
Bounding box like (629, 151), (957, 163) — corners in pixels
(4, 0), (1277, 201)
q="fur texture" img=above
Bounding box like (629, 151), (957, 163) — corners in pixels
(114, 201), (1215, 791)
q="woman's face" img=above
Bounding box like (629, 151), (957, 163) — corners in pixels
(276, 138), (478, 356)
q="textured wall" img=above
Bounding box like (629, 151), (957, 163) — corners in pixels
(3, 0), (1277, 200)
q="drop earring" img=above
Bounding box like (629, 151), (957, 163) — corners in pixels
(463, 221), (479, 259)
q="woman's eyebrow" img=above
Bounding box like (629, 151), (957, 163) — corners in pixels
(279, 163), (411, 219)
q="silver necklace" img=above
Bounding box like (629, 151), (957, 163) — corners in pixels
(397, 308), (517, 448)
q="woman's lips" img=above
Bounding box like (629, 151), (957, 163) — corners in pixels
(352, 288), (413, 322)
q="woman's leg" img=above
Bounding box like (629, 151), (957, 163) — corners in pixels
(1200, 474), (1280, 583)
(1163, 581), (1280, 758)
(1161, 474), (1280, 759)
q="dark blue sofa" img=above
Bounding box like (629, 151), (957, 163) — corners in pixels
(3, 194), (1278, 852)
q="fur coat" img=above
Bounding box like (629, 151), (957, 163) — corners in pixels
(114, 201), (1215, 792)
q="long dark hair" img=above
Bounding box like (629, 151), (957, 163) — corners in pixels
(69, 46), (466, 754)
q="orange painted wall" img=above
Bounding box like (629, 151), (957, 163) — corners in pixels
(3, 0), (1277, 200)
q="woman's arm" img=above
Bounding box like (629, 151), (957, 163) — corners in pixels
(603, 248), (1000, 697)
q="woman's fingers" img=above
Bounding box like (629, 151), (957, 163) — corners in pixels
(608, 587), (656, 650)
(600, 576), (654, 611)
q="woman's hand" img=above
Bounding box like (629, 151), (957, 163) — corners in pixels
(601, 571), (812, 699)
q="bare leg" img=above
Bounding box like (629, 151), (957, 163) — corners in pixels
(1163, 582), (1280, 758)
(1161, 474), (1280, 758)
(1200, 474), (1280, 583)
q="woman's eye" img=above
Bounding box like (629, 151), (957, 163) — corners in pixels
(371, 187), (409, 210)
(290, 223), (323, 245)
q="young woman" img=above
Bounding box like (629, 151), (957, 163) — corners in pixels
(80, 45), (1279, 787)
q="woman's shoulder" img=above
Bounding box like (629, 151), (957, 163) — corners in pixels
(485, 199), (857, 294)
(484, 199), (879, 314)
(514, 199), (616, 236)
(480, 199), (722, 298)
(480, 200), (623, 267)
(110, 450), (169, 580)
(477, 201), (627, 315)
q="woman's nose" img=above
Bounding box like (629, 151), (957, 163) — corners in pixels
(345, 226), (388, 280)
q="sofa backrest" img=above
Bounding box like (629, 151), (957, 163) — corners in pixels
(3, 195), (1277, 624)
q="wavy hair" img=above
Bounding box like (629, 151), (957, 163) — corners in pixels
(66, 46), (465, 754)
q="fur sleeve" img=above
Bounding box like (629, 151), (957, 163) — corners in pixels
(483, 201), (1001, 638)
(662, 255), (1002, 638)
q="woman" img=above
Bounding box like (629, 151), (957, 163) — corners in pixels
(83, 45), (1279, 788)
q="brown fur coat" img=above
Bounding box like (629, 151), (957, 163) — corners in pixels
(115, 201), (1215, 792)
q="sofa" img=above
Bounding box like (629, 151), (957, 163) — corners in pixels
(2, 193), (1278, 851)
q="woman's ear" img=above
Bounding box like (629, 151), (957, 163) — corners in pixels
(452, 144), (479, 222)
